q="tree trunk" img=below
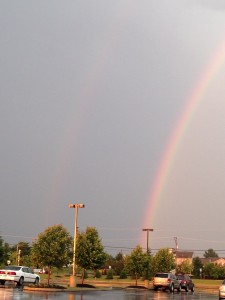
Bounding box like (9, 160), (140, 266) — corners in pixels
(47, 266), (51, 285)
(82, 268), (85, 284)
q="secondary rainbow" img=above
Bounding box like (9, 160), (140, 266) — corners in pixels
(142, 40), (225, 237)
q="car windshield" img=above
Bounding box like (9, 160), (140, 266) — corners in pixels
(176, 275), (183, 279)
(5, 266), (21, 271)
(155, 273), (168, 278)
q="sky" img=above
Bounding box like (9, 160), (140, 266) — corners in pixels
(1, 0), (225, 257)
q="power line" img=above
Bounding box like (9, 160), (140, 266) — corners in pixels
(1, 234), (35, 239)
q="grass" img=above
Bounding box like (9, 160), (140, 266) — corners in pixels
(38, 268), (224, 288)
(39, 271), (143, 286)
(193, 279), (222, 286)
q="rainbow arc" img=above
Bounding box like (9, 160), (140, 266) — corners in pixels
(142, 40), (225, 241)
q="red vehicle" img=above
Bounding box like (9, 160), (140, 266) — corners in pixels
(176, 273), (194, 292)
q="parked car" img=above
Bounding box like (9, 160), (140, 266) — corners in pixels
(219, 279), (225, 299)
(0, 265), (40, 286)
(39, 268), (50, 274)
(176, 273), (194, 292)
(153, 272), (181, 292)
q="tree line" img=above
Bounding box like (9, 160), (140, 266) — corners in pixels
(0, 225), (224, 284)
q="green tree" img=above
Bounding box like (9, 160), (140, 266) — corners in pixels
(31, 224), (72, 285)
(202, 263), (225, 279)
(104, 252), (125, 276)
(0, 237), (5, 265)
(203, 248), (218, 258)
(125, 245), (151, 285)
(76, 227), (107, 283)
(204, 262), (218, 279)
(0, 238), (11, 266)
(192, 256), (203, 278)
(11, 242), (31, 256)
(114, 252), (125, 275)
(2, 242), (10, 266)
(176, 259), (193, 274)
(152, 248), (175, 274)
(1, 242), (17, 265)
(217, 264), (225, 279)
(10, 241), (32, 265)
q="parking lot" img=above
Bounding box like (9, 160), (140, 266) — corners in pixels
(0, 287), (219, 300)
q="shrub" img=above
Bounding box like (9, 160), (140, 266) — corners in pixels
(95, 270), (101, 278)
(28, 283), (66, 289)
(106, 269), (113, 279)
(119, 269), (127, 279)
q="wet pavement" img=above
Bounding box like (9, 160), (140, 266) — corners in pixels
(0, 287), (219, 300)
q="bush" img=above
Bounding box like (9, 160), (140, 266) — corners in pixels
(119, 269), (127, 279)
(95, 270), (101, 278)
(106, 269), (113, 279)
(28, 283), (66, 289)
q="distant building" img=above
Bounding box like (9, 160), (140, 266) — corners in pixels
(175, 250), (193, 265)
(200, 257), (225, 266)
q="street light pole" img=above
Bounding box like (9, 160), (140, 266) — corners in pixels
(142, 228), (153, 254)
(69, 203), (85, 287)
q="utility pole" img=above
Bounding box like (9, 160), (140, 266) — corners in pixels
(68, 203), (85, 288)
(17, 245), (21, 265)
(174, 237), (178, 250)
(174, 237), (178, 265)
(142, 228), (154, 254)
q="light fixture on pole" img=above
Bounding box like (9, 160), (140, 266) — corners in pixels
(142, 228), (153, 254)
(68, 203), (85, 287)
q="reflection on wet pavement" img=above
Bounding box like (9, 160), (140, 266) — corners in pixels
(0, 287), (218, 300)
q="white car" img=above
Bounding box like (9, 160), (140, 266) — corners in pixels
(0, 265), (40, 286)
(219, 279), (225, 299)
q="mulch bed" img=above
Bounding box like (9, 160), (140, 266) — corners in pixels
(77, 283), (96, 288)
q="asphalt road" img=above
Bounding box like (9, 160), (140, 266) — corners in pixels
(0, 288), (219, 300)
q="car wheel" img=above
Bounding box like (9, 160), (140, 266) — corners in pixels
(34, 277), (39, 284)
(0, 280), (5, 285)
(18, 277), (24, 286)
(170, 284), (174, 293)
(191, 285), (194, 292)
(177, 284), (181, 292)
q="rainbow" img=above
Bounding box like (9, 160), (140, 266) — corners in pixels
(142, 40), (225, 242)
(43, 4), (130, 224)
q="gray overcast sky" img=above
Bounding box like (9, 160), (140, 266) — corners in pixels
(1, 0), (225, 256)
